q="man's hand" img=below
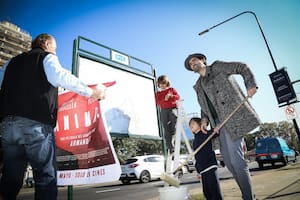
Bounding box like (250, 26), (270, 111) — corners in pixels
(213, 125), (221, 134)
(164, 91), (173, 101)
(91, 84), (106, 100)
(200, 120), (208, 134)
(247, 87), (257, 98)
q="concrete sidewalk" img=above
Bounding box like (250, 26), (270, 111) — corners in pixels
(151, 161), (300, 200)
(190, 161), (300, 200)
(18, 161), (300, 200)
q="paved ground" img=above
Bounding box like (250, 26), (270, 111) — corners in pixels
(150, 161), (300, 200)
(218, 161), (300, 200)
(14, 160), (300, 200)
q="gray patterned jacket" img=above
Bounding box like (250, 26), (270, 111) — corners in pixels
(193, 61), (261, 141)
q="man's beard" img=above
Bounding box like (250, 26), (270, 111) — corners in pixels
(193, 64), (206, 74)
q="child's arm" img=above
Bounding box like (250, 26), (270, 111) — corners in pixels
(170, 87), (180, 101)
(155, 91), (165, 105)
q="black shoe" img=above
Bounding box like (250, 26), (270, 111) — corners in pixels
(169, 149), (174, 160)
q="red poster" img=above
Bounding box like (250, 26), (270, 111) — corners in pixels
(55, 82), (116, 170)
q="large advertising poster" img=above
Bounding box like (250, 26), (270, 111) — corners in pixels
(77, 56), (160, 137)
(55, 53), (159, 185)
(55, 84), (121, 186)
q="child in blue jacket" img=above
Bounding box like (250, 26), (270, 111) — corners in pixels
(189, 117), (223, 200)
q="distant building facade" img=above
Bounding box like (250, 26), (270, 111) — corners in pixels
(0, 21), (32, 67)
(0, 22), (69, 92)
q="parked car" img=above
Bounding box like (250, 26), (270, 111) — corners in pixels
(255, 137), (296, 169)
(291, 148), (299, 156)
(120, 155), (165, 184)
(119, 154), (189, 184)
(178, 154), (196, 173)
(214, 149), (225, 167)
(213, 141), (248, 167)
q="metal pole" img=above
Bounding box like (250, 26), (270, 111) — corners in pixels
(291, 79), (300, 85)
(198, 11), (278, 71)
(291, 81), (300, 144)
(292, 118), (300, 144)
(68, 185), (73, 200)
(198, 11), (300, 144)
(67, 37), (78, 200)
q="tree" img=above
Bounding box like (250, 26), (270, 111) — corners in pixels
(244, 133), (256, 151)
(252, 121), (299, 150)
(112, 137), (139, 164)
(112, 137), (163, 163)
(136, 139), (163, 155)
(112, 120), (299, 164)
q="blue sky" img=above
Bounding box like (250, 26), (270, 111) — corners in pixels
(1, 0), (300, 126)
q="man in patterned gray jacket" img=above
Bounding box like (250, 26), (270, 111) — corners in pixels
(184, 53), (261, 200)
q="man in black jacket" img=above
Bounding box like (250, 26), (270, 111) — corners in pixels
(0, 33), (106, 200)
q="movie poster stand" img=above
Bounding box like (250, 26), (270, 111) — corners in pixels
(57, 36), (164, 200)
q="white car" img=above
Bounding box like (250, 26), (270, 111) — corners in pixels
(178, 154), (196, 173)
(119, 154), (187, 184)
(120, 155), (165, 184)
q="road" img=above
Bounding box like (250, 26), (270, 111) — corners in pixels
(18, 161), (281, 200)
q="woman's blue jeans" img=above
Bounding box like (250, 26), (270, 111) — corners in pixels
(0, 116), (57, 200)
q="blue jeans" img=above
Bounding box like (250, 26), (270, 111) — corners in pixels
(0, 116), (57, 200)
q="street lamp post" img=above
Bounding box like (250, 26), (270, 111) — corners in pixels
(198, 11), (278, 71)
(198, 11), (300, 144)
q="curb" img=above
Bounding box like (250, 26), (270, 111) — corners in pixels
(182, 161), (300, 200)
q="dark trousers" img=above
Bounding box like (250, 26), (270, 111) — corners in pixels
(201, 168), (223, 200)
(160, 108), (177, 151)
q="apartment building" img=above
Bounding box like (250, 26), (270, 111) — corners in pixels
(0, 21), (32, 67)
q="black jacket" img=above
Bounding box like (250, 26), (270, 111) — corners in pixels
(193, 130), (218, 173)
(0, 48), (58, 127)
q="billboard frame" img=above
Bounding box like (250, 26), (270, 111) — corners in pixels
(71, 36), (163, 141)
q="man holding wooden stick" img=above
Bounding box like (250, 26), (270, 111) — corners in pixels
(184, 53), (261, 200)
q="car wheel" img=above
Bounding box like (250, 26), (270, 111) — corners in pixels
(293, 155), (297, 163)
(121, 179), (131, 184)
(177, 169), (183, 179)
(26, 178), (34, 188)
(220, 161), (225, 167)
(258, 162), (263, 169)
(282, 156), (288, 166)
(139, 170), (151, 183)
(187, 167), (193, 173)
